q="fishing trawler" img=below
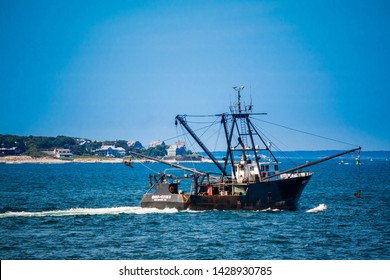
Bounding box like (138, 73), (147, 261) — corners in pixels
(126, 86), (361, 211)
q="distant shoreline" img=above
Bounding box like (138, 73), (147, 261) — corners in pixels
(0, 156), (212, 164)
(0, 156), (124, 164)
(1, 150), (389, 164)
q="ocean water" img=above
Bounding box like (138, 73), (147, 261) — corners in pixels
(0, 158), (389, 260)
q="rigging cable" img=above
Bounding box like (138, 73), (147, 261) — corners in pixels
(213, 121), (223, 152)
(177, 118), (221, 174)
(250, 120), (301, 167)
(164, 120), (220, 144)
(177, 122), (198, 171)
(252, 117), (359, 147)
(133, 156), (160, 174)
(197, 116), (221, 139)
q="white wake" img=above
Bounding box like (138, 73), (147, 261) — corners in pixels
(0, 206), (179, 218)
(0, 204), (328, 218)
(306, 203), (327, 213)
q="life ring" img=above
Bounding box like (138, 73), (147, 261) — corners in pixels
(169, 185), (175, 193)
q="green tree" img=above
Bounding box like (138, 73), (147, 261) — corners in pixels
(141, 144), (168, 157)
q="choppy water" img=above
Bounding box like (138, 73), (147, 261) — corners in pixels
(0, 158), (389, 259)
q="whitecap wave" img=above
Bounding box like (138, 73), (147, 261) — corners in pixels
(0, 206), (179, 218)
(306, 203), (327, 213)
(259, 208), (282, 212)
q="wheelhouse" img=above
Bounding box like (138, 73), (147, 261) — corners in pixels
(232, 159), (280, 183)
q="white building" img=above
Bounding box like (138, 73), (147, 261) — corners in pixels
(167, 141), (186, 156)
(148, 140), (163, 148)
(95, 145), (126, 157)
(53, 148), (73, 159)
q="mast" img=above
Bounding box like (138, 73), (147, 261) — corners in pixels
(228, 86), (269, 181)
(175, 115), (228, 176)
(245, 114), (262, 180)
(233, 86), (245, 113)
(221, 113), (236, 179)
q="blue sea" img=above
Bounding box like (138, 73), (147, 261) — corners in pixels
(0, 153), (389, 260)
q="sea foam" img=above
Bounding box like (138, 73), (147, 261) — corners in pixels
(306, 203), (327, 213)
(0, 206), (179, 218)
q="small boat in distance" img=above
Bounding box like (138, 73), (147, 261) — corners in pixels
(126, 86), (361, 211)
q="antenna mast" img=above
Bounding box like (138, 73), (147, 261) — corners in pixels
(233, 86), (245, 113)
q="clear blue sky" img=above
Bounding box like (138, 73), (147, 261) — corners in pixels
(1, 0), (389, 150)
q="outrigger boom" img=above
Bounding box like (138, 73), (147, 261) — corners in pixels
(127, 151), (205, 174)
(128, 151), (219, 179)
(264, 146), (362, 180)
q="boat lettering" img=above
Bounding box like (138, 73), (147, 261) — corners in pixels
(151, 195), (172, 201)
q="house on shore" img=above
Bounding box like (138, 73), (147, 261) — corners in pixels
(95, 145), (126, 158)
(166, 141), (186, 156)
(0, 147), (21, 156)
(53, 148), (73, 159)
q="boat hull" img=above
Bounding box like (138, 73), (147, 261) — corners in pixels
(189, 174), (311, 211)
(140, 174), (312, 211)
(140, 193), (190, 210)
